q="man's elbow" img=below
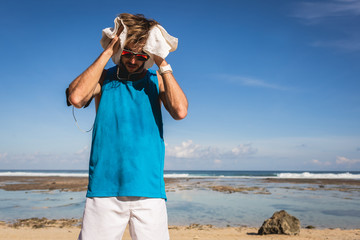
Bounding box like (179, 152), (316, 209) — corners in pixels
(173, 106), (188, 120)
(68, 93), (84, 109)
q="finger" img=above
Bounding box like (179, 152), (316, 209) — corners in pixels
(116, 25), (124, 37)
(113, 40), (120, 51)
(109, 35), (119, 47)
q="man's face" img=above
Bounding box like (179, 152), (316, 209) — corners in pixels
(120, 45), (148, 73)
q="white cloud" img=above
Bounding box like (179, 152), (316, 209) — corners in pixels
(312, 159), (320, 164)
(336, 156), (360, 165)
(293, 0), (360, 20)
(0, 150), (89, 169)
(220, 75), (288, 90)
(165, 140), (257, 159)
(214, 159), (222, 164)
(165, 140), (207, 158)
(75, 145), (90, 155)
(231, 144), (258, 155)
(164, 140), (258, 170)
(292, 1), (360, 51)
(311, 39), (360, 51)
(311, 159), (332, 166)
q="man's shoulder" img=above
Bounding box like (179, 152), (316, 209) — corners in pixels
(103, 66), (118, 81)
(106, 66), (118, 74)
(147, 68), (157, 76)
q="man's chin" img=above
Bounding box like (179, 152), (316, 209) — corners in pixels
(126, 65), (141, 73)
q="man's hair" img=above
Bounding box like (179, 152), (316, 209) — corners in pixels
(119, 13), (159, 50)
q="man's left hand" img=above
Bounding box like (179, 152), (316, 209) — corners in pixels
(153, 55), (167, 67)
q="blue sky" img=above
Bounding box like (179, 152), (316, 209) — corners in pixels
(0, 0), (359, 170)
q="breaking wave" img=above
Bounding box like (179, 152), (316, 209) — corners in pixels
(277, 172), (360, 179)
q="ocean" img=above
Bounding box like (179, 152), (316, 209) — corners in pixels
(1, 170), (360, 229)
(1, 169), (360, 179)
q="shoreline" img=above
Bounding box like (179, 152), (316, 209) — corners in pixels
(1, 176), (359, 192)
(1, 218), (359, 240)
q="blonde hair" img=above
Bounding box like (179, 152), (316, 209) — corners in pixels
(119, 13), (159, 49)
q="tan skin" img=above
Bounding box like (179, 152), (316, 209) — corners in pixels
(68, 26), (188, 120)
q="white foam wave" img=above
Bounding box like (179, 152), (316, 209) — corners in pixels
(164, 174), (190, 178)
(163, 174), (265, 179)
(2, 171), (359, 179)
(277, 172), (360, 179)
(0, 171), (88, 177)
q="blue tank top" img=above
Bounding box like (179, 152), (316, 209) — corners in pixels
(86, 66), (166, 199)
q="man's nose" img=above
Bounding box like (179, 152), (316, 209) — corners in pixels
(129, 56), (136, 63)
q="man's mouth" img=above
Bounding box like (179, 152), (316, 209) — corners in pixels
(127, 64), (138, 69)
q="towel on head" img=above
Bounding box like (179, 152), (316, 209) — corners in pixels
(100, 17), (178, 69)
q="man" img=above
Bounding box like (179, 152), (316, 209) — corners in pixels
(67, 13), (188, 240)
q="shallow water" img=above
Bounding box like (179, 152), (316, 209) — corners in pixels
(0, 190), (85, 221)
(166, 179), (360, 229)
(1, 178), (359, 229)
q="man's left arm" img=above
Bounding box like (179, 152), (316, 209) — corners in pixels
(155, 57), (188, 120)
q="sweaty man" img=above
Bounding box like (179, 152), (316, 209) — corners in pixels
(67, 13), (188, 240)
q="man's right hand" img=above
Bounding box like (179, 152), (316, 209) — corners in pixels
(67, 25), (124, 108)
(105, 25), (123, 57)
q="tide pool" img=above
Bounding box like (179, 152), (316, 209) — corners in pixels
(1, 177), (359, 229)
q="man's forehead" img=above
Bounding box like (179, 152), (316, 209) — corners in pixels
(124, 44), (144, 53)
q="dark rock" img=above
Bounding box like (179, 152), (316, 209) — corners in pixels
(258, 210), (300, 235)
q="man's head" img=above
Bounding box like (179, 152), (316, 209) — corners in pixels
(119, 13), (158, 73)
(120, 44), (149, 73)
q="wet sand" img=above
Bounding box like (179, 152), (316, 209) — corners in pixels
(0, 176), (88, 192)
(0, 176), (185, 192)
(1, 176), (359, 192)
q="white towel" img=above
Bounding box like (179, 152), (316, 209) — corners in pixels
(100, 17), (178, 69)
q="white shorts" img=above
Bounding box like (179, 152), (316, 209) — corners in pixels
(78, 197), (169, 240)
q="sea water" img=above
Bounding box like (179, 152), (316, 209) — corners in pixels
(0, 170), (360, 229)
(166, 179), (360, 228)
(0, 189), (85, 221)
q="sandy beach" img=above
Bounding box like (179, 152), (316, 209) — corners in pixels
(1, 176), (359, 239)
(0, 219), (359, 240)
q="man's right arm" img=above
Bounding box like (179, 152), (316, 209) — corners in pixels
(67, 32), (121, 108)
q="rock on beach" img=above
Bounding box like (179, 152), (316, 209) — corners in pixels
(258, 210), (300, 235)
